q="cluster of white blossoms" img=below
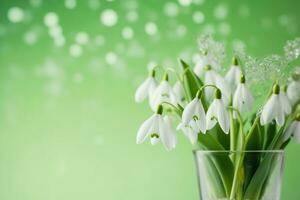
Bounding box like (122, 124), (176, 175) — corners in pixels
(135, 53), (300, 151)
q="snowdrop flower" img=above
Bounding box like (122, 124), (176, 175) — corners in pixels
(204, 65), (231, 103)
(279, 85), (292, 115)
(135, 70), (157, 103)
(283, 114), (300, 143)
(136, 105), (177, 151)
(177, 123), (198, 144)
(194, 51), (210, 77)
(206, 89), (230, 134)
(287, 74), (300, 105)
(233, 75), (253, 118)
(150, 73), (179, 111)
(173, 81), (185, 103)
(225, 56), (242, 90)
(178, 91), (206, 144)
(260, 84), (285, 126)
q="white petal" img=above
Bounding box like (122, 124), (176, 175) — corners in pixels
(206, 100), (218, 130)
(136, 114), (156, 144)
(294, 122), (300, 143)
(150, 137), (160, 145)
(182, 98), (197, 124)
(216, 99), (230, 134)
(242, 84), (254, 111)
(233, 84), (243, 112)
(233, 84), (253, 118)
(135, 77), (152, 102)
(279, 92), (291, 115)
(173, 81), (184, 102)
(194, 56), (208, 76)
(160, 116), (176, 151)
(225, 66), (241, 89)
(275, 95), (285, 126)
(150, 81), (177, 111)
(214, 72), (231, 101)
(183, 126), (198, 144)
(260, 95), (277, 125)
(195, 102), (206, 133)
(204, 71), (216, 101)
(287, 81), (300, 104)
(283, 122), (296, 142)
(225, 67), (235, 84)
(148, 78), (158, 96)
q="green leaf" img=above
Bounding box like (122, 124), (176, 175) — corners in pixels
(246, 116), (264, 150)
(179, 59), (206, 108)
(209, 123), (230, 150)
(264, 121), (277, 149)
(198, 134), (234, 197)
(244, 153), (275, 199)
(197, 155), (227, 198)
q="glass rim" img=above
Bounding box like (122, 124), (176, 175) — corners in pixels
(193, 149), (284, 154)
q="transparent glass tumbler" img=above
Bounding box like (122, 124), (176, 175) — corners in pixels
(194, 150), (284, 200)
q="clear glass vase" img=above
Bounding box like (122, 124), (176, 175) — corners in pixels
(193, 150), (284, 200)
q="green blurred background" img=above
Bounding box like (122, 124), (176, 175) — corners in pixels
(0, 0), (299, 199)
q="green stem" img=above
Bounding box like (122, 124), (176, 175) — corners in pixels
(160, 101), (182, 116)
(227, 107), (245, 200)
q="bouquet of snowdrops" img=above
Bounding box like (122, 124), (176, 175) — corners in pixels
(134, 35), (300, 199)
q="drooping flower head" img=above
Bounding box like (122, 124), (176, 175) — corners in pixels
(284, 113), (300, 143)
(206, 89), (230, 134)
(204, 64), (231, 103)
(225, 56), (243, 89)
(233, 74), (253, 118)
(173, 81), (185, 105)
(150, 73), (179, 111)
(178, 90), (206, 144)
(279, 85), (292, 116)
(260, 84), (285, 126)
(287, 71), (300, 105)
(135, 69), (157, 103)
(136, 105), (177, 151)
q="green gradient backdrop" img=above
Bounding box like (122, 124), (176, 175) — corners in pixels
(0, 0), (299, 199)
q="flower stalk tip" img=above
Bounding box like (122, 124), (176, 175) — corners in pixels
(232, 56), (239, 66)
(273, 84), (280, 94)
(215, 89), (222, 99)
(163, 73), (169, 81)
(149, 69), (156, 77)
(196, 90), (202, 99)
(240, 74), (246, 84)
(296, 113), (300, 121)
(282, 85), (287, 92)
(156, 104), (163, 115)
(204, 64), (212, 71)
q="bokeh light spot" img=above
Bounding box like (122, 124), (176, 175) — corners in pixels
(145, 22), (158, 35)
(193, 11), (205, 24)
(100, 9), (118, 27)
(122, 27), (134, 40)
(69, 44), (82, 57)
(7, 7), (25, 23)
(164, 2), (179, 17)
(44, 12), (59, 27)
(178, 0), (192, 7)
